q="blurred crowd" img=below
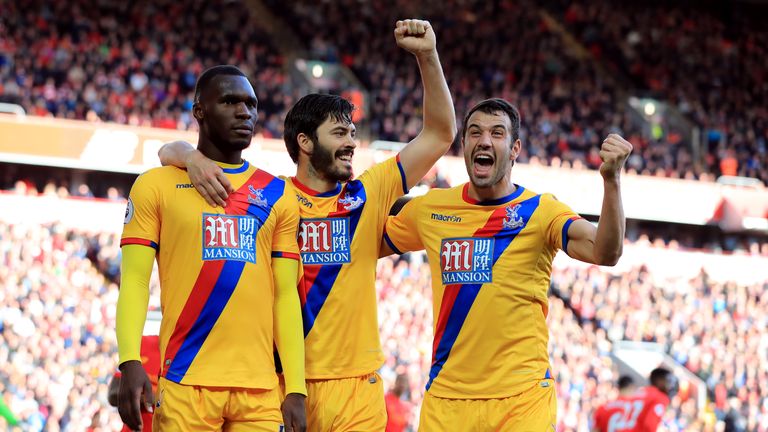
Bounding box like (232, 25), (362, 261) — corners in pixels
(0, 188), (766, 430)
(0, 218), (159, 431)
(553, 0), (768, 185)
(2, 0), (765, 183)
(377, 251), (768, 431)
(0, 0), (296, 138)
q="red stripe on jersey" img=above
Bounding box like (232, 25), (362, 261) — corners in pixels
(432, 284), (461, 359)
(162, 168), (277, 376)
(430, 206), (507, 361)
(162, 259), (226, 373)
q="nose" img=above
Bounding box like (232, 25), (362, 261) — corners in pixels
(346, 134), (358, 149)
(478, 131), (493, 147)
(234, 102), (253, 119)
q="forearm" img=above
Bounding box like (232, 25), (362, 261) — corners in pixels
(116, 245), (155, 364)
(594, 178), (625, 265)
(158, 140), (197, 168)
(416, 50), (456, 143)
(272, 259), (307, 396)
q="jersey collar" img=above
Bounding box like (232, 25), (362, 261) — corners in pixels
(290, 177), (342, 197)
(461, 183), (525, 206)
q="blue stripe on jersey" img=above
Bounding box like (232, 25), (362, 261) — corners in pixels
(426, 194), (542, 391)
(221, 160), (250, 174)
(165, 171), (283, 382)
(165, 259), (246, 381)
(561, 217), (575, 253)
(383, 230), (404, 255)
(301, 181), (367, 337)
(396, 156), (408, 194)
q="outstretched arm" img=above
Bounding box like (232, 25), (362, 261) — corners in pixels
(394, 20), (457, 190)
(158, 141), (233, 207)
(565, 134), (632, 266)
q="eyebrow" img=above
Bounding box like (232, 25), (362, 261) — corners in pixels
(330, 125), (354, 133)
(468, 123), (507, 131)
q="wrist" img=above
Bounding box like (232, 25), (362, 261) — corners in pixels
(414, 49), (438, 61)
(184, 149), (201, 167)
(601, 172), (621, 184)
(118, 359), (142, 372)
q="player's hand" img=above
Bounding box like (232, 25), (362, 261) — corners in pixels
(394, 19), (436, 55)
(281, 393), (307, 432)
(186, 150), (234, 207)
(117, 360), (154, 432)
(599, 134), (633, 181)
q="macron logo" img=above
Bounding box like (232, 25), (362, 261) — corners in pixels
(431, 213), (462, 223)
(176, 183), (194, 189)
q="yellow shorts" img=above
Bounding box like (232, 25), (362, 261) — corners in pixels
(418, 379), (557, 432)
(153, 377), (283, 432)
(302, 372), (386, 432)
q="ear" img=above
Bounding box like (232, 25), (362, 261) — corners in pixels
(193, 102), (203, 122)
(510, 138), (522, 161)
(297, 133), (314, 156)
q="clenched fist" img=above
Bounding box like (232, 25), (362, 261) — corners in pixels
(394, 19), (436, 55)
(599, 134), (633, 180)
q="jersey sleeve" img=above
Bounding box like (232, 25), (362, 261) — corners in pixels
(270, 189), (301, 260)
(357, 154), (409, 220)
(383, 195), (424, 254)
(540, 193), (582, 252)
(121, 170), (162, 250)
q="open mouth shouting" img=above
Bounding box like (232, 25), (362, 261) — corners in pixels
(472, 151), (495, 178)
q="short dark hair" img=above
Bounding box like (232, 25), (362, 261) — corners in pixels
(650, 368), (672, 386)
(617, 375), (635, 390)
(194, 65), (249, 102)
(283, 94), (354, 163)
(461, 98), (521, 142)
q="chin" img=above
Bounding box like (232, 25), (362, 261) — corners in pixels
(228, 139), (252, 151)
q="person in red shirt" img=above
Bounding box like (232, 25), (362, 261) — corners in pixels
(592, 368), (677, 432)
(108, 335), (160, 432)
(385, 373), (412, 432)
(593, 375), (638, 430)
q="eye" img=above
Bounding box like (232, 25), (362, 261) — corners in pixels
(492, 130), (504, 137)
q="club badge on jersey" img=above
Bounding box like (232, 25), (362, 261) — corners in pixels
(299, 218), (352, 264)
(201, 213), (259, 263)
(440, 237), (494, 284)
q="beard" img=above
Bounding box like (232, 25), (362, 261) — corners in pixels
(310, 141), (353, 183)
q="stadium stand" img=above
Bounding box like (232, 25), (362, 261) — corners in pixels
(8, 0), (767, 182)
(1, 0), (768, 430)
(0, 0), (294, 138)
(551, 0), (768, 184)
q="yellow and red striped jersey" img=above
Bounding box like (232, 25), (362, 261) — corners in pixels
(384, 183), (581, 398)
(121, 161), (300, 389)
(291, 155), (407, 379)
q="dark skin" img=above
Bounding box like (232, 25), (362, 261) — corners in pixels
(118, 75), (306, 432)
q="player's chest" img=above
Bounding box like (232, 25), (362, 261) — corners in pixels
(423, 204), (545, 285)
(162, 197), (276, 263)
(294, 190), (371, 265)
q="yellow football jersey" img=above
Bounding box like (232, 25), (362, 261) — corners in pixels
(121, 161), (300, 389)
(290, 155), (407, 379)
(384, 183), (581, 399)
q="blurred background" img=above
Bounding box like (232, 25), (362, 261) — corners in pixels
(0, 0), (767, 430)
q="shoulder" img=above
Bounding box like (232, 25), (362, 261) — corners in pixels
(136, 166), (186, 184)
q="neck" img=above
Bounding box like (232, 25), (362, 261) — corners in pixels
(467, 177), (516, 202)
(197, 134), (242, 165)
(295, 161), (339, 194)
